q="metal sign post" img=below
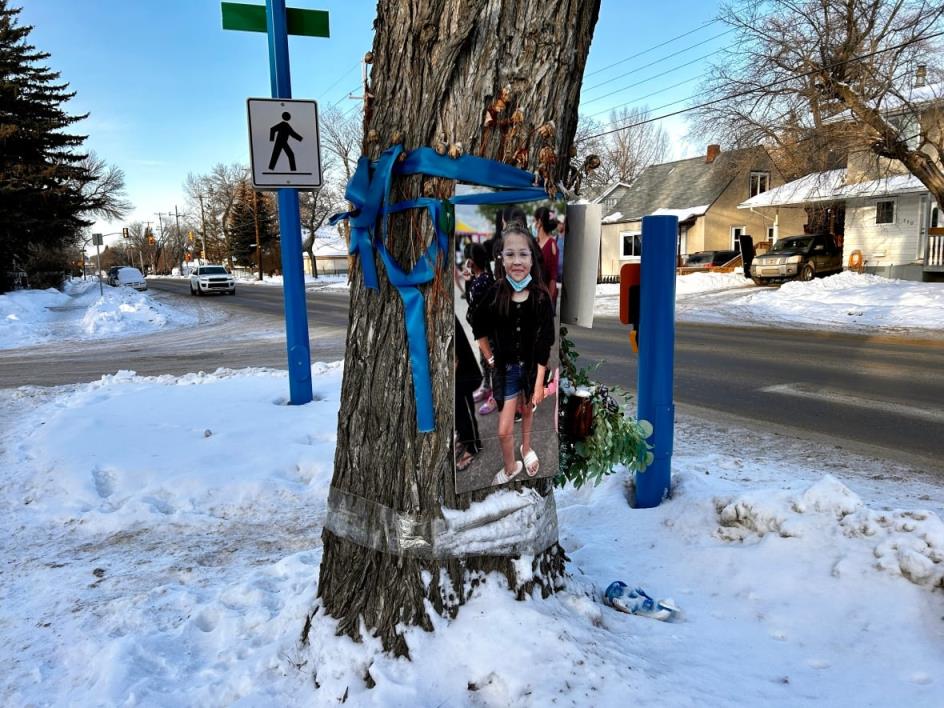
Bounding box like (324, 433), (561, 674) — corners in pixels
(222, 0), (330, 406)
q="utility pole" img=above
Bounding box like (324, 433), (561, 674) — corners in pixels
(175, 205), (184, 276)
(197, 194), (210, 262)
(253, 190), (263, 281)
(155, 213), (166, 272)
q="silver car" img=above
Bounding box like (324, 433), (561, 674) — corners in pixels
(114, 266), (148, 291)
(190, 265), (236, 296)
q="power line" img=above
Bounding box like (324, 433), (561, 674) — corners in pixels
(584, 18), (721, 78)
(586, 75), (702, 120)
(581, 48), (725, 106)
(318, 61), (360, 102)
(332, 84), (363, 109)
(582, 28), (735, 94)
(577, 28), (944, 144)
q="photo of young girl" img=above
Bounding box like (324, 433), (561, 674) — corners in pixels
(468, 222), (557, 486)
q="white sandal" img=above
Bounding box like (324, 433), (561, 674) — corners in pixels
(520, 445), (539, 477)
(493, 460), (523, 485)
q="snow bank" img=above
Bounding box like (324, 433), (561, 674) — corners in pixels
(0, 287), (71, 348)
(0, 279), (201, 349)
(1, 366), (942, 705)
(596, 271), (944, 335)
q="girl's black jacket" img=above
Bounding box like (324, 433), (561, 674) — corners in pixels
(470, 281), (555, 409)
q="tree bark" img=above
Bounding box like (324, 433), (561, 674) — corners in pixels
(316, 0), (599, 657)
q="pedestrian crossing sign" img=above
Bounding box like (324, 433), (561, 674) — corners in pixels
(246, 98), (322, 189)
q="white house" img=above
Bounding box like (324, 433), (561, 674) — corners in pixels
(740, 170), (943, 281)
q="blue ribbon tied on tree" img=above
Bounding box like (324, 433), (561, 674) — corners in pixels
(330, 146), (555, 433)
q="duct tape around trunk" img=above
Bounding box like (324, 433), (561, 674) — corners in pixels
(324, 485), (559, 559)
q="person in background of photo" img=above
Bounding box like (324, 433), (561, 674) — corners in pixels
(556, 217), (565, 285)
(455, 315), (482, 472)
(465, 243), (496, 410)
(472, 224), (555, 485)
(534, 206), (559, 305)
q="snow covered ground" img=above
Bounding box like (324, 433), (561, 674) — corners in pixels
(0, 365), (942, 706)
(0, 271), (942, 705)
(0, 279), (204, 350)
(594, 271), (944, 336)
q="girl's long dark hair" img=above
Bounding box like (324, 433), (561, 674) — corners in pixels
(494, 224), (549, 318)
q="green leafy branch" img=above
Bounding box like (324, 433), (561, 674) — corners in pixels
(556, 327), (654, 489)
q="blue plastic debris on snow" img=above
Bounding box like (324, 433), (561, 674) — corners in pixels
(604, 580), (680, 622)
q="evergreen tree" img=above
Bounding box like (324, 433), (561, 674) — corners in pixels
(0, 0), (94, 291)
(227, 181), (275, 268)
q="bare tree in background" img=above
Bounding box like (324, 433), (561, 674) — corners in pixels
(316, 104), (362, 252)
(319, 104), (362, 183)
(692, 0), (944, 204)
(76, 152), (133, 221)
(577, 107), (669, 197)
(298, 179), (343, 278)
(184, 163), (249, 267)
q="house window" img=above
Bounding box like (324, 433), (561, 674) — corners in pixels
(605, 197), (618, 208)
(620, 232), (642, 258)
(766, 226), (776, 243)
(875, 200), (895, 224)
(931, 205), (940, 228)
(749, 171), (770, 198)
(731, 226), (747, 251)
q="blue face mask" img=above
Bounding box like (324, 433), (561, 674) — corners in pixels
(506, 273), (532, 292)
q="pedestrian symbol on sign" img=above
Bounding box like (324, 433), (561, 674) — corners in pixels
(268, 111), (303, 172)
(247, 98), (322, 189)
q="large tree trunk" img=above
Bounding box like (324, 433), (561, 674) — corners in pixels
(317, 0), (599, 657)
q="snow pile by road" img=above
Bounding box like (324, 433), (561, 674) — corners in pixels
(233, 273), (349, 290)
(0, 279), (201, 349)
(1, 365), (941, 705)
(0, 287), (72, 348)
(742, 271), (944, 332)
(596, 270), (944, 335)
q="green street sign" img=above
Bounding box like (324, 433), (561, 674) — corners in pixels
(221, 2), (329, 38)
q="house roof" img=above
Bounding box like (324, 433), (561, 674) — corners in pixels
(593, 182), (633, 204)
(738, 169), (928, 209)
(605, 147), (767, 223)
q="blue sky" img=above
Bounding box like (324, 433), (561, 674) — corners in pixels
(19, 1), (727, 242)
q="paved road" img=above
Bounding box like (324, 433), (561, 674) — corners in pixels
(568, 316), (944, 473)
(3, 278), (942, 473)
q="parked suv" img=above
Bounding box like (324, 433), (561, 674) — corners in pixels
(685, 250), (739, 269)
(190, 265), (236, 296)
(750, 234), (842, 285)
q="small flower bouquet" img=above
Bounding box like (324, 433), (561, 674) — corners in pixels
(556, 327), (653, 489)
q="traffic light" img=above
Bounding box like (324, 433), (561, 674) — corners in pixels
(122, 227), (129, 238)
(188, 231), (194, 242)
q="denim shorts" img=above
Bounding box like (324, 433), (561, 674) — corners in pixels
(503, 363), (523, 398)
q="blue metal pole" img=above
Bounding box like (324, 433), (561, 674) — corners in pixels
(635, 215), (677, 508)
(265, 0), (313, 405)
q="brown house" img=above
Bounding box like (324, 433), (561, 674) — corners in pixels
(598, 145), (807, 278)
